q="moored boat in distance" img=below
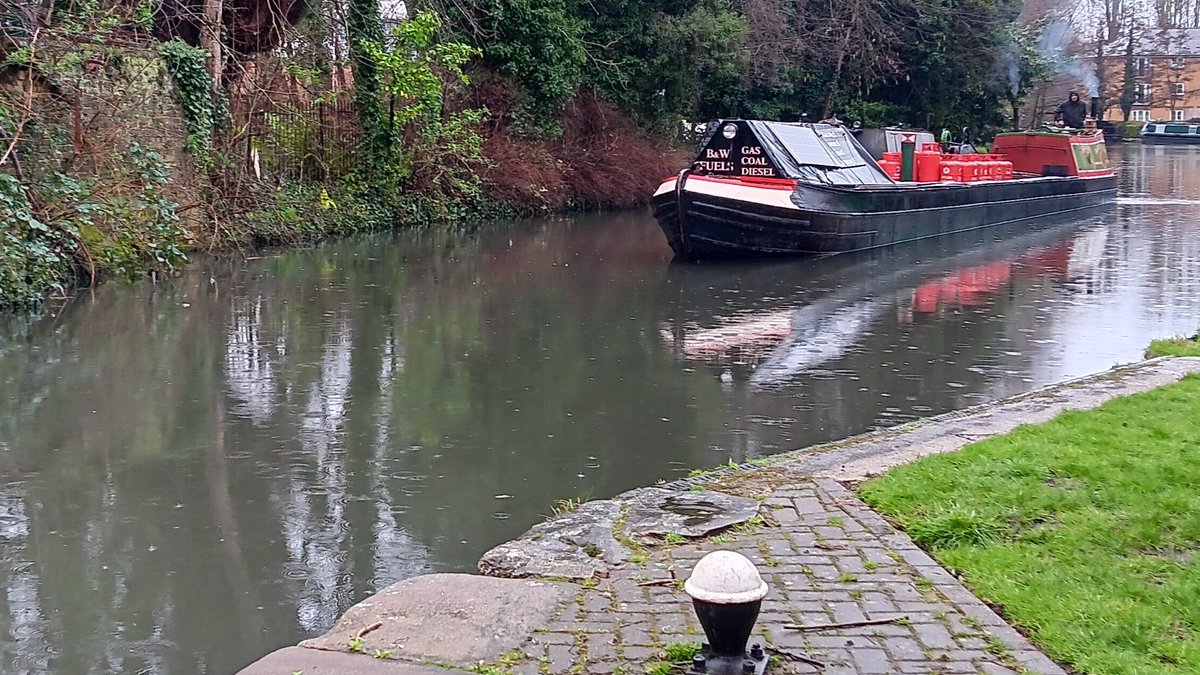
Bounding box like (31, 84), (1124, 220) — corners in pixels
(1141, 121), (1200, 144)
(651, 120), (1116, 261)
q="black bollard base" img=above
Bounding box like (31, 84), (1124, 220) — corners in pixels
(685, 642), (768, 675)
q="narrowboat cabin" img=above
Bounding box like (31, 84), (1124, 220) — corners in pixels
(1141, 121), (1200, 144)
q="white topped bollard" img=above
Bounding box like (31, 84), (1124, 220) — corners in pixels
(683, 550), (770, 674)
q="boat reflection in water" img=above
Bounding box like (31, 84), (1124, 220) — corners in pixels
(660, 211), (1110, 389)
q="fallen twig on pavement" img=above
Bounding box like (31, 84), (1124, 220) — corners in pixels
(355, 621), (383, 638)
(765, 645), (826, 668)
(784, 615), (907, 631)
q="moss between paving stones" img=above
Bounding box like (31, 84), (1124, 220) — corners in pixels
(860, 373), (1200, 675)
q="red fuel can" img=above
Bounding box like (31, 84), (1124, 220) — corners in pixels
(916, 152), (941, 182)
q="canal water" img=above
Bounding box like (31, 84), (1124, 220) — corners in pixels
(2, 145), (1200, 674)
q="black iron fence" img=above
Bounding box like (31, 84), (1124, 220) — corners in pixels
(245, 97), (359, 182)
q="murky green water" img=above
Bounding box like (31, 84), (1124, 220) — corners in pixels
(2, 145), (1200, 674)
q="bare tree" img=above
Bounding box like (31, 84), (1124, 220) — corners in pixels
(202, 0), (223, 92)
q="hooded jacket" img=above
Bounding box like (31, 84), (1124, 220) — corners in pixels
(1056, 97), (1088, 128)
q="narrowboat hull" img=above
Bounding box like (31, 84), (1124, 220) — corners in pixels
(651, 173), (1117, 262)
(1141, 133), (1200, 144)
(1140, 122), (1200, 143)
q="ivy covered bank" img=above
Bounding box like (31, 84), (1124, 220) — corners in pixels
(0, 0), (1034, 310)
(0, 2), (679, 310)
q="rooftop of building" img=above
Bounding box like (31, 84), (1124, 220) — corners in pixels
(1104, 28), (1200, 57)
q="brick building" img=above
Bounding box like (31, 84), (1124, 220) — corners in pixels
(1099, 28), (1200, 123)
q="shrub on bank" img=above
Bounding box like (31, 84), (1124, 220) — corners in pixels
(0, 145), (188, 309)
(1122, 121), (1146, 139)
(470, 79), (688, 214)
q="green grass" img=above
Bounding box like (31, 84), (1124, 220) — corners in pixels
(646, 642), (702, 674)
(551, 497), (586, 516)
(662, 642), (702, 661)
(860, 374), (1200, 674)
(1146, 334), (1200, 358)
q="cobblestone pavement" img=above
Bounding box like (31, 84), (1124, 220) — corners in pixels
(522, 478), (1063, 675)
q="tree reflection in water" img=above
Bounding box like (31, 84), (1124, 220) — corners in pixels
(0, 146), (1199, 674)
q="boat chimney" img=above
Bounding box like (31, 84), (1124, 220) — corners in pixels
(1090, 96), (1101, 120)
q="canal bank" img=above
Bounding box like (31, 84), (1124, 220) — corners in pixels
(239, 356), (1200, 674)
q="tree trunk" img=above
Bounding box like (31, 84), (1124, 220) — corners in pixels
(1120, 25), (1136, 123)
(1095, 22), (1105, 119)
(347, 0), (392, 170)
(1105, 0), (1122, 42)
(202, 0), (223, 92)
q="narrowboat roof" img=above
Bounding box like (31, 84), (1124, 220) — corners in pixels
(1142, 122), (1200, 134)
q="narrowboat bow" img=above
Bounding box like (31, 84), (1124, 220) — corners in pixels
(651, 120), (1116, 261)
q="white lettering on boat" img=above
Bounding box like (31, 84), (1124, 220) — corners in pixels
(705, 148), (732, 159)
(694, 160), (734, 172)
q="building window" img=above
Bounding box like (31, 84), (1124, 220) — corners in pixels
(1137, 58), (1151, 77)
(1173, 109), (1186, 121)
(1132, 109), (1151, 122)
(1136, 83), (1152, 103)
(1172, 56), (1186, 69)
(1173, 82), (1186, 97)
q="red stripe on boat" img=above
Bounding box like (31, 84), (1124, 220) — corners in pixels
(672, 175), (798, 190)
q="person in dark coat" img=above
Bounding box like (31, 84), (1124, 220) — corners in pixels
(1054, 92), (1088, 128)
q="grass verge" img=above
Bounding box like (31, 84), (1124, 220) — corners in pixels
(860, 373), (1200, 675)
(1146, 333), (1200, 358)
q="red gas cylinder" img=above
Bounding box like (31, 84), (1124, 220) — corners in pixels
(879, 158), (901, 180)
(940, 157), (962, 182)
(959, 156), (976, 182)
(980, 155), (995, 181)
(916, 152), (941, 182)
(880, 152), (902, 180)
(964, 156), (984, 181)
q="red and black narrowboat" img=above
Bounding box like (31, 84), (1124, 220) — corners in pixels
(650, 120), (1116, 261)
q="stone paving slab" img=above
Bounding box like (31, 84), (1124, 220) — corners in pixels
(238, 646), (469, 674)
(299, 573), (572, 668)
(524, 479), (1065, 675)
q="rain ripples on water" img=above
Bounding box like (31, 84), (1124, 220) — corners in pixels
(1, 145), (1200, 674)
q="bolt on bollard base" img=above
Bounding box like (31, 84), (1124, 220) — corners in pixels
(685, 642), (768, 675)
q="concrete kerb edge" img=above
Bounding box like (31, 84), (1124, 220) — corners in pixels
(664, 356), (1200, 490)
